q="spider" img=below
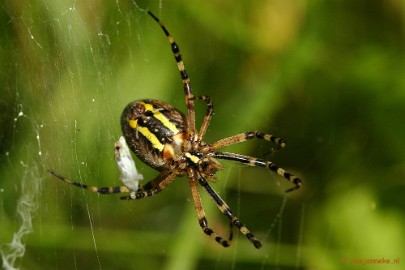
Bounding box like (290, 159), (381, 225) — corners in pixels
(48, 10), (302, 249)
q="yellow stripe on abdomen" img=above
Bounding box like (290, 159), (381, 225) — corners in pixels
(153, 112), (179, 133)
(137, 126), (164, 151)
(141, 102), (180, 134)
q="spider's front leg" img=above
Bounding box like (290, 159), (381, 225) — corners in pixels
(213, 152), (302, 193)
(188, 169), (262, 249)
(190, 95), (213, 141)
(210, 131), (286, 152)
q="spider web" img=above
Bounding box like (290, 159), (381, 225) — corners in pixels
(2, 1), (404, 270)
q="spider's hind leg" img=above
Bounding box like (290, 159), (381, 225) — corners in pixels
(48, 169), (131, 194)
(147, 10), (197, 134)
(120, 169), (179, 200)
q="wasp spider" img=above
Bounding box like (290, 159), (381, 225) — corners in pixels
(49, 10), (302, 249)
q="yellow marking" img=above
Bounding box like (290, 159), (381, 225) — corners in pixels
(277, 168), (286, 176)
(137, 126), (164, 151)
(128, 119), (138, 129)
(218, 204), (228, 213)
(141, 102), (179, 134)
(142, 102), (154, 111)
(126, 102), (180, 150)
(153, 112), (179, 133)
(240, 227), (249, 235)
(177, 61), (185, 71)
(264, 134), (271, 140)
(185, 152), (200, 164)
(88, 187), (98, 192)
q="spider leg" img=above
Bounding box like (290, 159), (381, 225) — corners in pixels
(147, 10), (197, 135)
(210, 131), (286, 152)
(191, 95), (213, 141)
(193, 171), (262, 249)
(48, 169), (131, 194)
(120, 169), (179, 200)
(48, 169), (180, 198)
(188, 169), (234, 248)
(213, 152), (302, 192)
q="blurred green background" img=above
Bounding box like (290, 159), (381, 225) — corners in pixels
(1, 0), (404, 269)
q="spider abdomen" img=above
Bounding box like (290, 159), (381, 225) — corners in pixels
(121, 99), (188, 171)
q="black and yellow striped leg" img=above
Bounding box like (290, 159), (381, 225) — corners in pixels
(197, 174), (262, 249)
(48, 169), (131, 194)
(120, 169), (179, 200)
(191, 95), (214, 141)
(210, 131), (286, 152)
(188, 170), (234, 248)
(147, 10), (197, 135)
(48, 169), (180, 199)
(213, 152), (302, 192)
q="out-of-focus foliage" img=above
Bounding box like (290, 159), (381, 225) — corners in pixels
(1, 0), (404, 269)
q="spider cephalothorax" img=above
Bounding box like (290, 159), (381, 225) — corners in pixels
(48, 10), (302, 249)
